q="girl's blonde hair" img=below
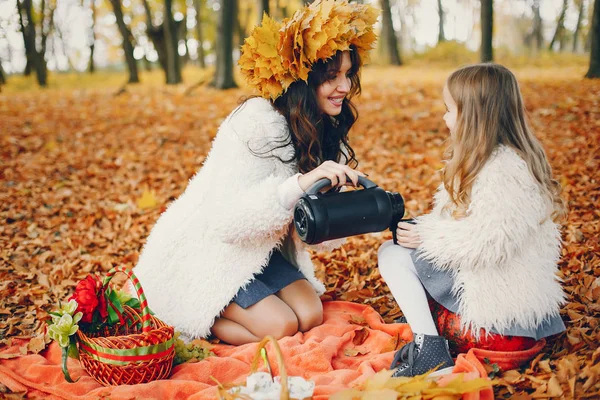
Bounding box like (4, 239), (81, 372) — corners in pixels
(443, 63), (565, 221)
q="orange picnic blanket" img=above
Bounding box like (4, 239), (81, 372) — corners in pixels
(0, 301), (493, 399)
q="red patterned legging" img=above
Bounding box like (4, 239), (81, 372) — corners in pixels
(430, 301), (537, 354)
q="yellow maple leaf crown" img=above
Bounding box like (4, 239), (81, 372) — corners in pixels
(239, 0), (379, 100)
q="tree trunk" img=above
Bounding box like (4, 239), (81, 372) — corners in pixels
(88, 0), (96, 73)
(193, 0), (206, 68)
(586, 0), (600, 78)
(109, 0), (139, 83)
(19, 0), (49, 86)
(257, 0), (270, 24)
(480, 0), (493, 62)
(212, 0), (237, 89)
(164, 0), (182, 84)
(532, 0), (543, 50)
(16, 0), (32, 76)
(0, 61), (6, 85)
(143, 0), (167, 71)
(573, 0), (585, 52)
(182, 7), (190, 64)
(380, 0), (402, 65)
(549, 0), (568, 51)
(438, 0), (446, 43)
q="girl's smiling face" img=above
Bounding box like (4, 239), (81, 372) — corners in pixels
(443, 84), (458, 136)
(316, 51), (352, 116)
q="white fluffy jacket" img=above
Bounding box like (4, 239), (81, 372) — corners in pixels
(415, 145), (565, 335)
(134, 98), (341, 338)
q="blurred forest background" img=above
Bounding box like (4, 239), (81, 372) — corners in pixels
(0, 0), (599, 91)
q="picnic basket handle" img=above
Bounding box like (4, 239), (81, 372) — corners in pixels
(102, 266), (153, 334)
(251, 336), (289, 400)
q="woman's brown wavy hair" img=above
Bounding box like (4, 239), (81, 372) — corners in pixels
(251, 46), (361, 173)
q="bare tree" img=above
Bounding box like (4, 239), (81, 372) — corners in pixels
(0, 60), (6, 85)
(53, 21), (76, 71)
(586, 0), (600, 78)
(573, 0), (586, 52)
(88, 0), (96, 73)
(212, 0), (237, 89)
(108, 0), (139, 83)
(164, 0), (182, 84)
(16, 0), (54, 86)
(0, 19), (12, 83)
(193, 0), (206, 68)
(438, 0), (446, 43)
(532, 0), (543, 49)
(481, 0), (493, 62)
(380, 0), (402, 65)
(142, 0), (182, 84)
(549, 0), (568, 51)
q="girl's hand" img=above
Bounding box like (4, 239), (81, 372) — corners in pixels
(396, 221), (422, 249)
(298, 160), (366, 192)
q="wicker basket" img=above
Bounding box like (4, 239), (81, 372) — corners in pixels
(218, 336), (314, 400)
(75, 266), (175, 386)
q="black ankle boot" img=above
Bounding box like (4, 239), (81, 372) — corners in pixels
(390, 333), (455, 377)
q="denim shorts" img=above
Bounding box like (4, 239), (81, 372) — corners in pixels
(232, 250), (306, 309)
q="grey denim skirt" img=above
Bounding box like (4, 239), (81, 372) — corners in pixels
(232, 250), (306, 309)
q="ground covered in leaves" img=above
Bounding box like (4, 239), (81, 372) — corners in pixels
(1, 66), (599, 399)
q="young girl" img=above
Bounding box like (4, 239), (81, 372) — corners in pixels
(132, 0), (378, 345)
(378, 63), (567, 377)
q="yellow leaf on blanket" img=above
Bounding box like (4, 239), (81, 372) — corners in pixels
(344, 348), (369, 357)
(330, 389), (362, 400)
(137, 189), (158, 209)
(438, 375), (494, 393)
(361, 389), (399, 400)
(395, 377), (433, 393)
(364, 369), (395, 390)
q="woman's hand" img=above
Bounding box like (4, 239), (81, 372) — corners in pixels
(298, 160), (366, 192)
(396, 221), (422, 249)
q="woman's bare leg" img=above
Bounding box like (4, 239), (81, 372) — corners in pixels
(276, 280), (323, 332)
(210, 318), (260, 345)
(211, 295), (299, 345)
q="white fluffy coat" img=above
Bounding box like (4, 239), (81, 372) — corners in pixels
(133, 98), (341, 338)
(415, 146), (565, 335)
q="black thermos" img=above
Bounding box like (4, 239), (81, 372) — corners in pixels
(293, 177), (405, 245)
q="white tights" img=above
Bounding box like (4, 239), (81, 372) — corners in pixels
(378, 241), (438, 336)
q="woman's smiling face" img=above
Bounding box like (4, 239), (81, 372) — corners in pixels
(316, 51), (352, 116)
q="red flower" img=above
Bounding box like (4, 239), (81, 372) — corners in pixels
(69, 274), (108, 323)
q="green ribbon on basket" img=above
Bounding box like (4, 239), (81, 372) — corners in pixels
(78, 337), (175, 366)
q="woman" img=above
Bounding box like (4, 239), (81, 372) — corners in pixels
(133, 0), (379, 345)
